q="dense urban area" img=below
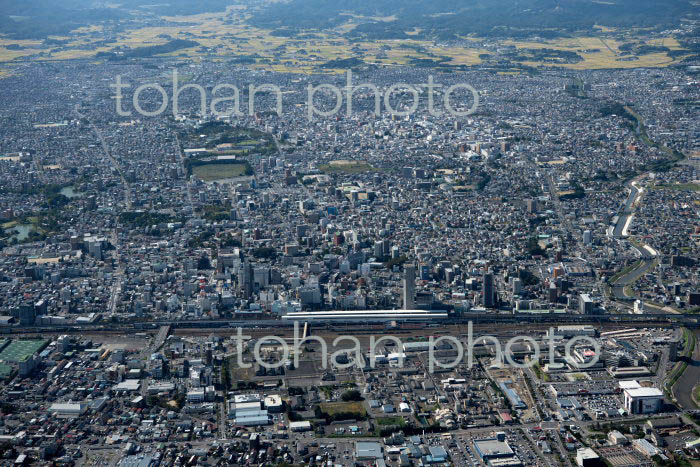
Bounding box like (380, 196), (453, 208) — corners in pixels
(1, 2), (700, 466)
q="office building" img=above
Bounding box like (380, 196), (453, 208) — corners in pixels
(403, 265), (415, 310)
(240, 260), (254, 299)
(483, 272), (495, 308)
(576, 448), (601, 467)
(579, 294), (594, 314)
(624, 387), (664, 414)
(583, 230), (592, 245)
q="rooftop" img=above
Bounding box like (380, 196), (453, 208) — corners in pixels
(356, 441), (383, 459)
(474, 438), (514, 458)
(624, 387), (663, 398)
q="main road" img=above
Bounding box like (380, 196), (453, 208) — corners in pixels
(74, 104), (132, 209)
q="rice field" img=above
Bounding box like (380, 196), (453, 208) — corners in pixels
(0, 4), (690, 72)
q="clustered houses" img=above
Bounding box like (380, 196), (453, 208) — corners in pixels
(0, 63), (698, 324)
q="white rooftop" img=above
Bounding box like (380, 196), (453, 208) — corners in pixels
(618, 380), (642, 390)
(625, 387), (663, 398)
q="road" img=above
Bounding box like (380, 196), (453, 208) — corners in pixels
(137, 325), (170, 398)
(174, 132), (197, 218)
(74, 104), (132, 209)
(108, 230), (124, 317)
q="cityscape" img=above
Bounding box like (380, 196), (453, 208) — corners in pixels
(0, 0), (699, 466)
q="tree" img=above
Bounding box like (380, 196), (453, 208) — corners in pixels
(527, 237), (547, 257)
(341, 389), (363, 402)
(197, 255), (211, 270)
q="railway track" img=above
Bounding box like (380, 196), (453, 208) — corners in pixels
(2, 315), (685, 339)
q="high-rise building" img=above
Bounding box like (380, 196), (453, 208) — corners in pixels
(526, 199), (537, 214)
(579, 293), (594, 314)
(483, 272), (495, 308)
(549, 282), (559, 303)
(583, 230), (592, 245)
(240, 260), (254, 299)
(19, 302), (36, 326)
(403, 265), (415, 310)
(512, 278), (522, 296)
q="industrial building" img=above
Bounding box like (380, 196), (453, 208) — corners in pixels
(498, 381), (527, 410)
(48, 402), (88, 418)
(229, 395), (271, 426)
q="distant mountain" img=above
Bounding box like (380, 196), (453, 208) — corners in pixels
(1, 0), (696, 40)
(249, 0), (698, 39)
(0, 0), (231, 39)
(0, 0), (121, 39)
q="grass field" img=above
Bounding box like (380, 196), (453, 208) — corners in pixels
(192, 162), (249, 181)
(0, 339), (48, 362)
(319, 160), (375, 174)
(320, 401), (366, 417)
(651, 183), (700, 192)
(375, 416), (406, 426)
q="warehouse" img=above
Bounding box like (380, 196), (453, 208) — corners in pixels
(234, 411), (270, 426)
(49, 402), (87, 418)
(355, 441), (383, 460)
(229, 400), (262, 418)
(113, 380), (140, 393)
(498, 382), (527, 410)
(289, 421), (312, 432)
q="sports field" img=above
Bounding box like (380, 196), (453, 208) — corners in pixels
(0, 339), (48, 362)
(192, 162), (249, 181)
